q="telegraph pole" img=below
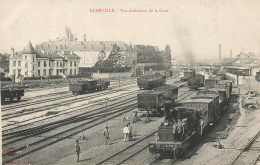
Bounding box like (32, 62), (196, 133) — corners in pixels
(105, 97), (108, 127)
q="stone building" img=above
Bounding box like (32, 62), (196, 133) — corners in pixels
(36, 27), (137, 67)
(9, 41), (80, 78)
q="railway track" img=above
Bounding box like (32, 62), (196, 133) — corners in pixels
(230, 130), (260, 165)
(2, 90), (139, 134)
(2, 98), (138, 164)
(2, 83), (138, 120)
(96, 131), (157, 165)
(2, 79), (136, 112)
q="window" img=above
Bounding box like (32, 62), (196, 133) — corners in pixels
(74, 61), (77, 67)
(13, 61), (16, 67)
(44, 61), (47, 67)
(70, 69), (72, 75)
(57, 62), (59, 67)
(43, 69), (46, 76)
(25, 71), (28, 76)
(38, 70), (41, 76)
(74, 69), (76, 75)
(60, 62), (62, 67)
(18, 61), (21, 67)
(70, 61), (72, 67)
(38, 61), (41, 67)
(49, 62), (50, 66)
(25, 56), (27, 60)
(25, 63), (28, 68)
(13, 69), (16, 75)
(33, 66), (35, 71)
(33, 57), (35, 62)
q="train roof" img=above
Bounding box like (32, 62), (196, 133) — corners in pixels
(138, 91), (165, 95)
(193, 94), (219, 98)
(181, 98), (213, 104)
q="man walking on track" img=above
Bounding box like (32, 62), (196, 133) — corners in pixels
(75, 140), (80, 162)
(102, 126), (111, 145)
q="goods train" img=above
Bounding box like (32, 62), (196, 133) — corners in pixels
(148, 77), (232, 158)
(1, 87), (24, 104)
(137, 74), (166, 90)
(255, 71), (260, 82)
(69, 79), (110, 94)
(187, 74), (205, 90)
(137, 85), (178, 115)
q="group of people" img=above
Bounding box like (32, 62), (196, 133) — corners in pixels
(74, 123), (133, 162)
(123, 123), (132, 142)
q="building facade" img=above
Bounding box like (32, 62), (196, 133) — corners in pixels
(9, 41), (80, 78)
(36, 27), (137, 67)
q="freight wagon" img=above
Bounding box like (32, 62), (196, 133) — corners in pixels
(137, 91), (165, 115)
(1, 88), (24, 104)
(137, 74), (166, 89)
(69, 79), (110, 94)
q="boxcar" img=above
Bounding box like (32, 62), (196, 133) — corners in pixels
(1, 88), (24, 104)
(137, 91), (165, 114)
(191, 90), (220, 120)
(209, 87), (227, 112)
(181, 98), (216, 131)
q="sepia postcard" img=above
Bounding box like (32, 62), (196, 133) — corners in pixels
(0, 0), (260, 165)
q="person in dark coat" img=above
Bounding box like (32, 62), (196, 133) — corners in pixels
(75, 140), (80, 162)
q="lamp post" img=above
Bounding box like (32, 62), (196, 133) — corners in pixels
(105, 97), (108, 127)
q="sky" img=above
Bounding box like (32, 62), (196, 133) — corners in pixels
(0, 0), (260, 60)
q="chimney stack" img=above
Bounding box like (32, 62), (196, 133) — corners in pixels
(219, 44), (221, 60)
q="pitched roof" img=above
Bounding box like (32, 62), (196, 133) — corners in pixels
(62, 51), (80, 59)
(36, 41), (130, 52)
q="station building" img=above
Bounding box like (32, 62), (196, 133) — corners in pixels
(9, 41), (80, 78)
(36, 27), (138, 68)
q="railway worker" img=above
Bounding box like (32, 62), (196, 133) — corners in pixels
(75, 140), (80, 162)
(102, 126), (111, 145)
(123, 124), (129, 142)
(128, 123), (132, 141)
